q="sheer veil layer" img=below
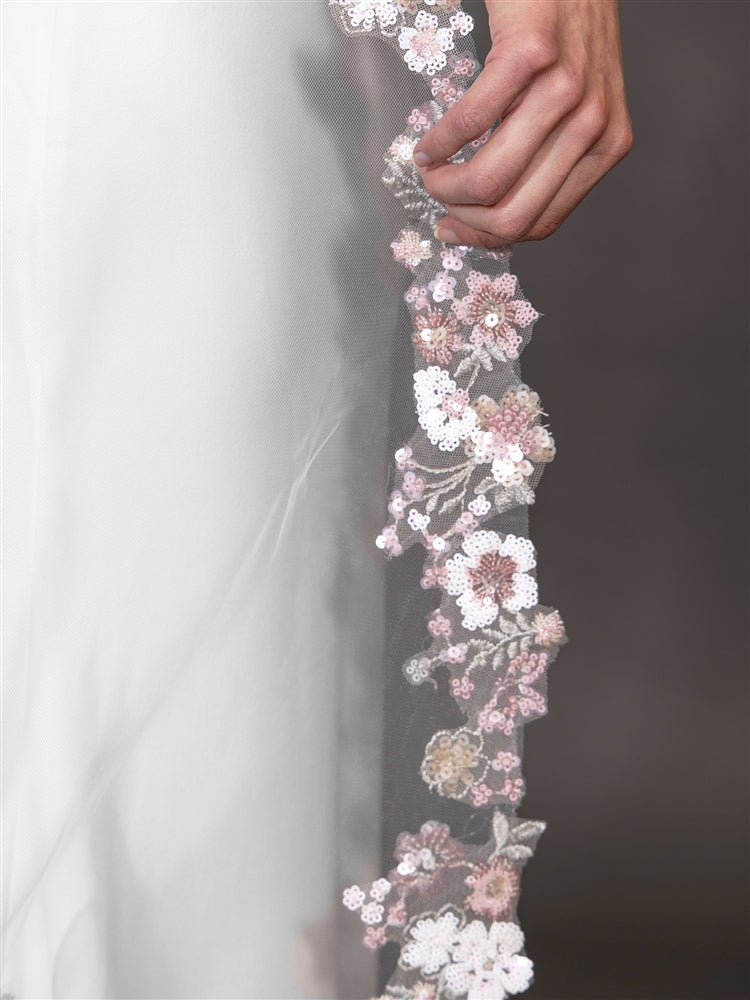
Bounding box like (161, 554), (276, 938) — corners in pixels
(2, 2), (564, 998)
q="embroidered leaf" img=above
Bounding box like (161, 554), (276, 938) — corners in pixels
(439, 493), (464, 514)
(454, 356), (476, 379)
(500, 844), (534, 861)
(491, 810), (510, 849)
(492, 648), (508, 671)
(512, 820), (547, 841)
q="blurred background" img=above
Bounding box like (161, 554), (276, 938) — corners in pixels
(381, 2), (749, 997)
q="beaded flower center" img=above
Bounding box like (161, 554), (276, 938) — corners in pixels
(468, 552), (517, 606)
(482, 300), (506, 328)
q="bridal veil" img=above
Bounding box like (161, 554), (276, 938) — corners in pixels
(2, 2), (564, 997)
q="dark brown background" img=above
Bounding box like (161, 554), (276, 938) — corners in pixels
(381, 2), (749, 997)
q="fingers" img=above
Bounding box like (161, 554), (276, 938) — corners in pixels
(413, 0), (632, 247)
(412, 36), (556, 168)
(433, 109), (632, 247)
(416, 67), (586, 209)
(434, 107), (601, 245)
(523, 124), (633, 241)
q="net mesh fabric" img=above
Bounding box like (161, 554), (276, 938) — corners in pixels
(2, 3), (564, 996)
(328, 3), (567, 998)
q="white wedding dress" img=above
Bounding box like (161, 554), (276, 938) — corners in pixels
(2, 3), (416, 996)
(4, 3), (568, 999)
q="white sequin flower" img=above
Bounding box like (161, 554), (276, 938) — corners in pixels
(404, 655), (433, 685)
(343, 885), (367, 911)
(449, 10), (474, 35)
(407, 508), (431, 532)
(401, 909), (462, 975)
(414, 366), (478, 451)
(370, 878), (392, 902)
(445, 531), (538, 630)
(399, 11), (455, 74)
(388, 132), (419, 164)
(444, 919), (534, 1000)
(468, 495), (492, 516)
(343, 0), (400, 33)
(360, 901), (385, 925)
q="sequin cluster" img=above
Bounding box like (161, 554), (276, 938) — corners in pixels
(329, 3), (567, 997)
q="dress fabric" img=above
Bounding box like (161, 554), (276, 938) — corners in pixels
(2, 3), (412, 996)
(3, 3), (567, 999)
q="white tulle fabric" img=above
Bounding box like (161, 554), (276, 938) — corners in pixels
(2, 3), (416, 997)
(2, 2), (564, 998)
(328, 4), (566, 999)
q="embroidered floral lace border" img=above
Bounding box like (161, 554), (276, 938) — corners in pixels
(328, 3), (568, 998)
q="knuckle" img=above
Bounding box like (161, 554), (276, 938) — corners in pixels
(516, 33), (557, 76)
(613, 117), (635, 157)
(453, 102), (491, 142)
(465, 167), (503, 206)
(476, 230), (506, 250)
(576, 97), (609, 143)
(420, 172), (442, 201)
(549, 68), (585, 111)
(492, 209), (529, 244)
(529, 217), (562, 241)
(598, 116), (634, 165)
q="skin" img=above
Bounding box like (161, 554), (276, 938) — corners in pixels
(413, 0), (633, 247)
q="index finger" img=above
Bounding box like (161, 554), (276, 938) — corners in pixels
(412, 42), (553, 167)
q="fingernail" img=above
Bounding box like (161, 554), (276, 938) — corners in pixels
(413, 150), (433, 167)
(434, 225), (458, 243)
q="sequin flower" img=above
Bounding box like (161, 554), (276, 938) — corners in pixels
(464, 857), (521, 920)
(392, 229), (434, 270)
(388, 132), (418, 163)
(477, 650), (549, 736)
(412, 309), (465, 365)
(400, 908), (463, 974)
(444, 920), (534, 999)
(532, 609), (567, 647)
(421, 729), (486, 796)
(414, 366), (478, 451)
(445, 531), (538, 630)
(466, 386), (555, 486)
(452, 271), (538, 361)
(390, 819), (468, 896)
(398, 11), (455, 74)
(343, 0), (400, 33)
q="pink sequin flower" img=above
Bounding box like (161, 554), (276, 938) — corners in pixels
(430, 76), (464, 105)
(363, 924), (387, 951)
(464, 856), (521, 920)
(428, 611), (453, 637)
(449, 674), (474, 700)
(448, 51), (479, 76)
(389, 820), (468, 896)
(532, 609), (567, 647)
(477, 650), (549, 736)
(428, 270), (457, 302)
(491, 751), (521, 773)
(405, 283), (430, 309)
(452, 270), (538, 360)
(412, 308), (465, 365)
(467, 386), (555, 485)
(402, 470), (427, 499)
(391, 229), (434, 271)
(407, 106), (433, 133)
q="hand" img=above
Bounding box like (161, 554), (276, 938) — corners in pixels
(412, 0), (633, 246)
